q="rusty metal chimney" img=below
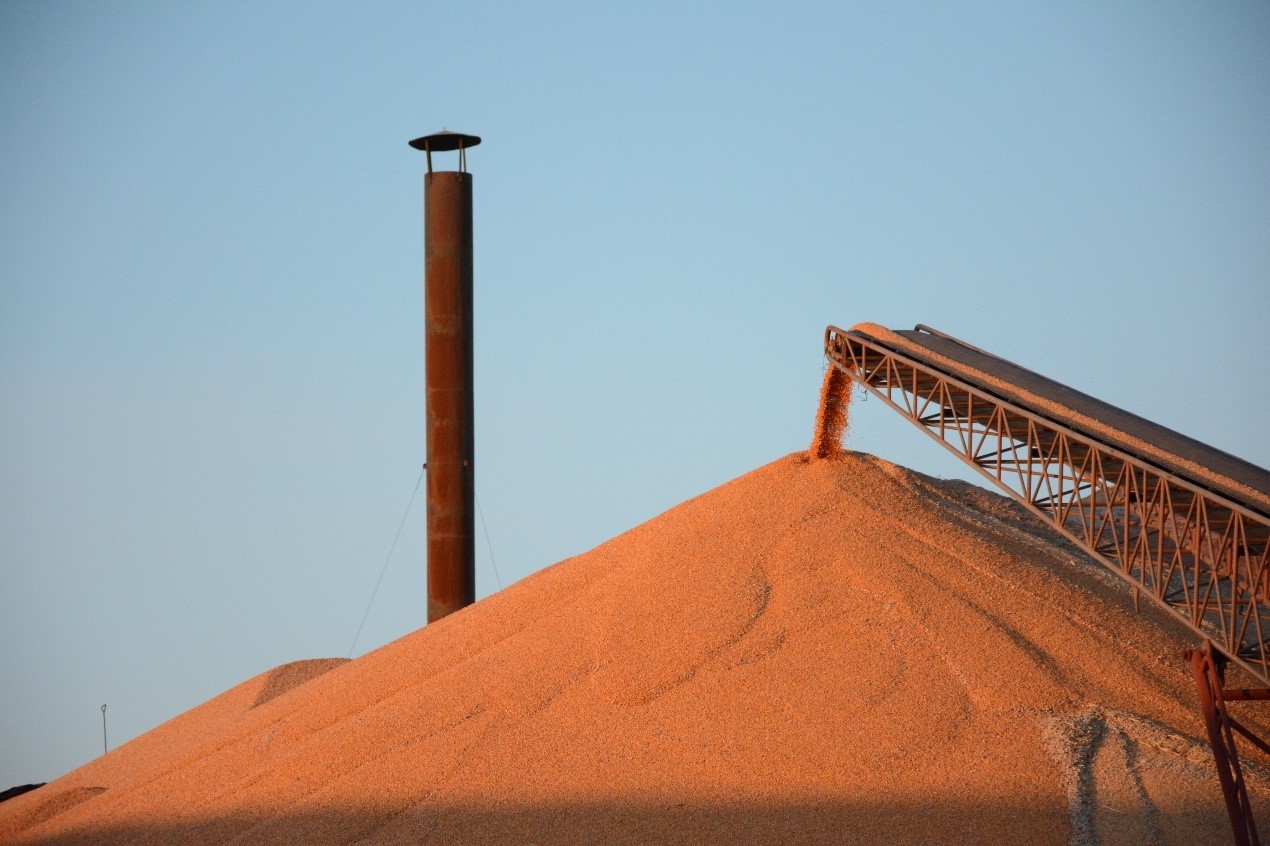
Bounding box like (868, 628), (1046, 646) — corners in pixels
(408, 129), (479, 623)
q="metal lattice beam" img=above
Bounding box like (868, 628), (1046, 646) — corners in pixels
(826, 325), (1270, 687)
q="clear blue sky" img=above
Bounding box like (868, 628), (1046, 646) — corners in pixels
(2, 2), (1267, 788)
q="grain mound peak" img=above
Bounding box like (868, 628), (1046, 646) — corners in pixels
(4, 452), (1263, 845)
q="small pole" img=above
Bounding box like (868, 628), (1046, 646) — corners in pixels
(101, 704), (108, 754)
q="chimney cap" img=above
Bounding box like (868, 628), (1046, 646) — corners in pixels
(409, 130), (481, 152)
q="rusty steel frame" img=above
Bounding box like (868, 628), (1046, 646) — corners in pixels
(825, 325), (1270, 684)
(1189, 644), (1264, 846)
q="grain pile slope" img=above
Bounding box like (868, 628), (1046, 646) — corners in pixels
(4, 452), (1264, 845)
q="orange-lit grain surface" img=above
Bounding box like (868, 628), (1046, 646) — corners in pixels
(4, 453), (1265, 845)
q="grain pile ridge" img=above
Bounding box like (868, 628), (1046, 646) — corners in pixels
(4, 452), (1266, 845)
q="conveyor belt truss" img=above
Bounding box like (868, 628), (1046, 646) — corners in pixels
(825, 324), (1270, 687)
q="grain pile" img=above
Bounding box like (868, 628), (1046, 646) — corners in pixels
(4, 453), (1266, 845)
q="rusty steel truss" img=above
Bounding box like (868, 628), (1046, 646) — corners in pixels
(825, 324), (1270, 684)
(1190, 644), (1268, 846)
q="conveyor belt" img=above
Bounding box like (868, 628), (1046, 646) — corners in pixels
(825, 321), (1270, 845)
(825, 322), (1270, 684)
(868, 324), (1270, 519)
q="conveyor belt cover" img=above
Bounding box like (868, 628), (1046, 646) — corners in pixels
(851, 323), (1270, 518)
